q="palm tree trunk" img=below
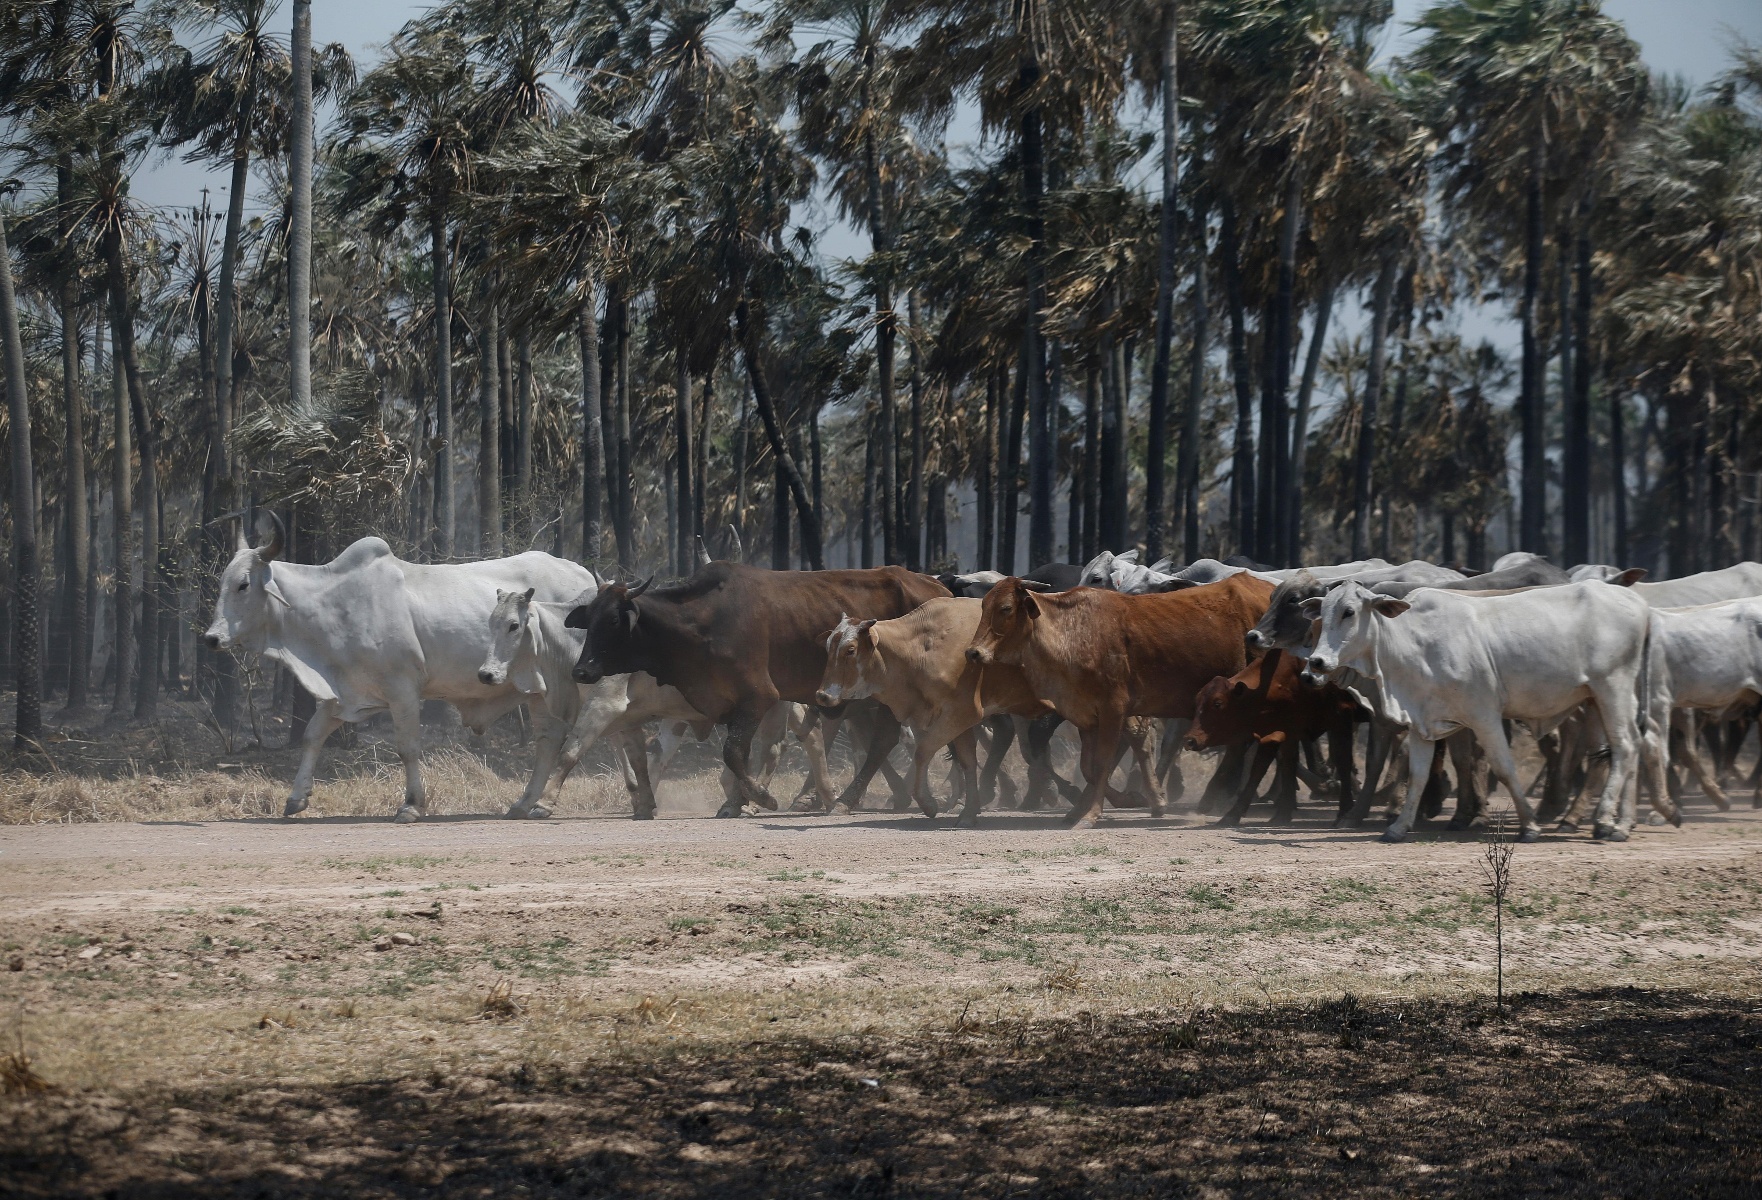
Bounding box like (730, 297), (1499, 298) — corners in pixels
(1221, 203), (1254, 558)
(1564, 220), (1593, 566)
(1022, 99), (1054, 570)
(1179, 209), (1209, 560)
(977, 376), (995, 570)
(675, 343), (693, 575)
(1098, 294), (1123, 553)
(808, 397), (822, 546)
(1287, 276), (1333, 565)
(1145, 0), (1180, 562)
(105, 314), (133, 717)
(516, 326), (533, 532)
(429, 201), (454, 558)
(0, 212), (41, 748)
(1000, 351), (1026, 573)
(1272, 172), (1301, 566)
(906, 291), (925, 571)
(579, 291), (603, 564)
(876, 286), (899, 565)
(56, 166), (90, 712)
(214, 94), (253, 494)
(478, 288), (501, 556)
(1611, 371), (1628, 565)
(736, 300), (822, 569)
(1352, 253), (1397, 560)
(1519, 134), (1546, 554)
(861, 408), (876, 568)
(289, 0), (313, 415)
(734, 379), (750, 553)
(1081, 365), (1100, 561)
(1257, 298), (1278, 560)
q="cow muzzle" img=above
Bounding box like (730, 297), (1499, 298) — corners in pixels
(572, 661), (602, 685)
(814, 687), (839, 708)
(1244, 629), (1267, 651)
(204, 633), (223, 651)
(478, 668), (502, 686)
(966, 646), (991, 665)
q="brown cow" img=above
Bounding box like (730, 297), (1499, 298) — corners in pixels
(815, 597), (1055, 825)
(966, 572), (1276, 828)
(1187, 649), (1363, 825)
(566, 563), (949, 817)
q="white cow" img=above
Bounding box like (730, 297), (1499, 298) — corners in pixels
(1642, 598), (1762, 810)
(478, 589), (843, 819)
(1302, 580), (1652, 843)
(1633, 563), (1762, 609)
(203, 524), (594, 822)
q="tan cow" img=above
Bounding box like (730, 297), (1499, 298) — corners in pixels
(815, 597), (1053, 824)
(968, 573), (1276, 828)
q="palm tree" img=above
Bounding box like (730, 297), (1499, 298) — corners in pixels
(0, 203), (42, 749)
(288, 0), (312, 485)
(338, 27), (478, 559)
(1409, 0), (1646, 556)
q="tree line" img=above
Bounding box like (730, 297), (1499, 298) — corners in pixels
(0, 0), (1758, 750)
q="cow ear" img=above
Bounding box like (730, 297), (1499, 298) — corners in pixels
(1018, 579), (1054, 592)
(563, 605), (590, 628)
(1231, 679), (1250, 697)
(521, 587), (535, 604)
(1611, 567), (1648, 586)
(1021, 590), (1041, 619)
(1372, 598), (1411, 618)
(1298, 596), (1324, 618)
(858, 618), (878, 639)
(1157, 577), (1197, 591)
(624, 604), (640, 633)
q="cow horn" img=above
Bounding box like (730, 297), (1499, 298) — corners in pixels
(256, 510), (286, 562)
(628, 575), (654, 599)
(695, 536), (713, 568)
(726, 523), (744, 562)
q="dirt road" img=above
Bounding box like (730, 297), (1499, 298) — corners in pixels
(3, 795), (1760, 1197)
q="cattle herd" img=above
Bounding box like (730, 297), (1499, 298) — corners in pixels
(201, 519), (1762, 845)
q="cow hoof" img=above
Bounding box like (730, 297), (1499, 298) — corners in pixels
(525, 805), (552, 820)
(393, 805), (420, 825)
(958, 813), (979, 829)
(714, 802), (743, 819)
(1671, 809), (1685, 828)
(1148, 806), (1166, 819)
(1645, 811), (1668, 827)
(1378, 828), (1407, 844)
(1593, 823), (1628, 843)
(1517, 827), (1541, 843)
(283, 795), (309, 819)
(1065, 814), (1100, 831)
(630, 808), (655, 821)
(1556, 820), (1578, 833)
(503, 804), (531, 820)
(917, 802), (938, 820)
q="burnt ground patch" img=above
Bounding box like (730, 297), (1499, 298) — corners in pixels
(3, 986), (1758, 1199)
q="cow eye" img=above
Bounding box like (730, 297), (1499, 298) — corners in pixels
(1342, 608), (1354, 618)
(237, 581), (248, 592)
(1000, 606), (1013, 616)
(508, 622), (519, 632)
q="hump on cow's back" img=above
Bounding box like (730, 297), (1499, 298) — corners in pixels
(326, 537), (396, 571)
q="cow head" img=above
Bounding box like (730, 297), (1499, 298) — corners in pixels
(1245, 571), (1322, 654)
(815, 614), (879, 712)
(966, 576), (1040, 665)
(1185, 675), (1252, 751)
(478, 588), (538, 691)
(1077, 550), (1117, 590)
(1302, 581), (1409, 684)
(564, 577), (652, 683)
(203, 513), (286, 652)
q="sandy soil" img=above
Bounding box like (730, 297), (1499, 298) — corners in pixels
(2, 749), (1761, 1196)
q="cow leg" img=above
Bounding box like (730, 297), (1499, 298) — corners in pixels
(508, 708), (569, 821)
(835, 705), (917, 815)
(1157, 718), (1188, 803)
(284, 699), (346, 819)
(618, 726), (658, 819)
(1198, 742), (1250, 816)
(1469, 720), (1543, 843)
(1065, 719), (1122, 830)
(1418, 747), (1450, 820)
(1216, 741), (1276, 827)
(1017, 715), (1064, 811)
(1445, 731), (1486, 830)
(717, 702), (784, 817)
(978, 716), (1017, 810)
(1585, 679), (1645, 841)
(1329, 716), (1359, 823)
(1300, 735), (1330, 797)
(1124, 720), (1165, 818)
(785, 708), (833, 813)
(1343, 721), (1399, 827)
(381, 693), (431, 823)
(1269, 740), (1300, 825)
(1675, 712), (1731, 811)
(1381, 735), (1440, 843)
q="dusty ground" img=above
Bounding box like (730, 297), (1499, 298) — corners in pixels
(2, 724), (1761, 1197)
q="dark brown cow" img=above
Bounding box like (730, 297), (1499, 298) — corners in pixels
(566, 563), (949, 817)
(1187, 649), (1363, 825)
(966, 573), (1275, 828)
